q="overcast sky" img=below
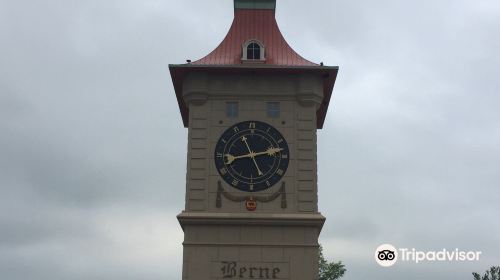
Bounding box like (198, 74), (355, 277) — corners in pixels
(1, 0), (499, 279)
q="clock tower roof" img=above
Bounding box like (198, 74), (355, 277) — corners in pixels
(193, 0), (314, 66)
(169, 0), (338, 129)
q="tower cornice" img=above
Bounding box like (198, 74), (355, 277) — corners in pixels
(169, 64), (338, 129)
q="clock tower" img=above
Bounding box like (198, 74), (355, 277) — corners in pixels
(169, 1), (338, 279)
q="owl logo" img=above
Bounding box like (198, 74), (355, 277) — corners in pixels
(377, 250), (396, 261)
(375, 244), (398, 267)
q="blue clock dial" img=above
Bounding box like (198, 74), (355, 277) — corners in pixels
(214, 121), (289, 192)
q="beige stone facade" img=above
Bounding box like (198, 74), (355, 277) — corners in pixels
(177, 71), (326, 279)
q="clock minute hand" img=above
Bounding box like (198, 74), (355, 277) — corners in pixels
(241, 136), (263, 176)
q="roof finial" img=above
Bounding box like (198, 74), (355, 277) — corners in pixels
(234, 0), (276, 12)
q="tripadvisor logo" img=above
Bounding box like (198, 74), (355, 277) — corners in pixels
(375, 244), (398, 267)
(375, 244), (482, 267)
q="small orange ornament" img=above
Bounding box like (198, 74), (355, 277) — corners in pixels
(245, 197), (257, 211)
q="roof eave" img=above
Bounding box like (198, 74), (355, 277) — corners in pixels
(169, 64), (339, 129)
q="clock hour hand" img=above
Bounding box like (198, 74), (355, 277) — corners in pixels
(224, 147), (284, 164)
(241, 136), (263, 176)
(224, 153), (250, 165)
(261, 146), (283, 156)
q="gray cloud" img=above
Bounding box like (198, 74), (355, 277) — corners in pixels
(312, 1), (500, 279)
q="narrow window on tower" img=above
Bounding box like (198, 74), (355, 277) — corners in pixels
(226, 102), (239, 118)
(267, 102), (280, 118)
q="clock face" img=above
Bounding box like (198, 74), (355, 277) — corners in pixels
(214, 121), (289, 192)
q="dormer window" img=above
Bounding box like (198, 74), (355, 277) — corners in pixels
(247, 43), (260, 59)
(242, 40), (265, 62)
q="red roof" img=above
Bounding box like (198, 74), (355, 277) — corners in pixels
(169, 4), (338, 129)
(193, 9), (317, 66)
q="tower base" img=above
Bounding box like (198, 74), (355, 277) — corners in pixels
(178, 212), (325, 280)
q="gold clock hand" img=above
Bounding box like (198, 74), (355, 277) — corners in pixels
(250, 147), (284, 158)
(251, 157), (263, 176)
(227, 153), (251, 163)
(224, 147), (284, 164)
(264, 147), (283, 156)
(241, 136), (263, 176)
(224, 153), (236, 165)
(224, 152), (256, 164)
